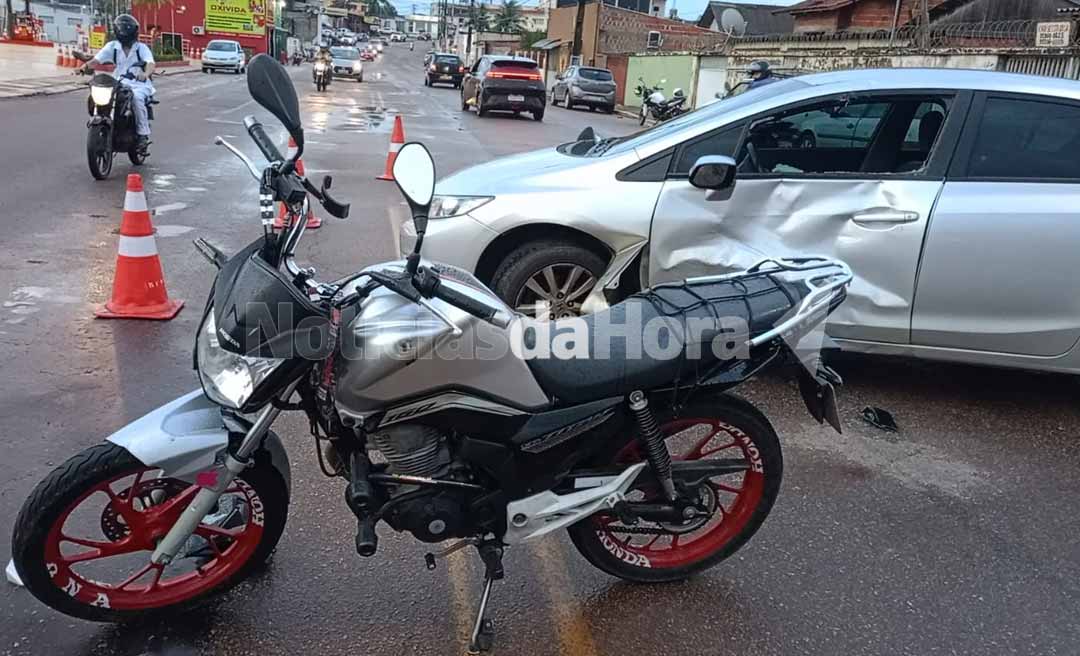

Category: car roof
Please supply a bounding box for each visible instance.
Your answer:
[798,67,1080,102]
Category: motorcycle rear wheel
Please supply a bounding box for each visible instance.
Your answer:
[11,442,288,622]
[87,126,113,180]
[568,393,782,583]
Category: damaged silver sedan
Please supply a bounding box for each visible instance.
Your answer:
[407,68,1080,374]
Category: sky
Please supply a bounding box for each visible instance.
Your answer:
[387,0,801,23]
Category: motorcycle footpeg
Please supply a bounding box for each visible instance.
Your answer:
[355,516,378,557]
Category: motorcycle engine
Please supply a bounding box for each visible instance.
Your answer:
[370,424,469,543]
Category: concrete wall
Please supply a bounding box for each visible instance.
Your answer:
[624,53,696,107]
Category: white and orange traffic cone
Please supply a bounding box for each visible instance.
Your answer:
[56,44,65,67]
[274,137,322,230]
[95,174,184,320]
[376,115,405,181]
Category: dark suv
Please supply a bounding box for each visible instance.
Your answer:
[425,53,465,88]
[461,56,546,121]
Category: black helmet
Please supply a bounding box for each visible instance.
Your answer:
[113,14,139,48]
[747,60,771,78]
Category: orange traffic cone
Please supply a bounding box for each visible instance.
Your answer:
[56,44,65,67]
[274,137,322,230]
[376,115,405,181]
[95,174,184,320]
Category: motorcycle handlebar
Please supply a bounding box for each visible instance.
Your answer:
[429,279,511,329]
[244,117,284,164]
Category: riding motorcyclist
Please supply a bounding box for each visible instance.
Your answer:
[746,60,778,90]
[81,14,155,151]
[313,43,332,82]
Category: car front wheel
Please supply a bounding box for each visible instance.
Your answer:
[491,241,606,319]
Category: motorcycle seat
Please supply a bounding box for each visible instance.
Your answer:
[523,271,812,404]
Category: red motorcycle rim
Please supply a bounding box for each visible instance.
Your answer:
[594,417,766,569]
[41,467,264,611]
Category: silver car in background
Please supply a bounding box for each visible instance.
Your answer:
[403,68,1080,374]
[551,65,617,113]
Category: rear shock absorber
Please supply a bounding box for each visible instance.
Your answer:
[628,391,677,501]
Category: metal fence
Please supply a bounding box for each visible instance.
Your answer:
[732,19,1070,51]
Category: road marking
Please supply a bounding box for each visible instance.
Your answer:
[531,540,600,656]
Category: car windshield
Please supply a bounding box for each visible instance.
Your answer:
[332,47,359,59]
[579,68,612,81]
[207,42,236,52]
[596,78,811,158]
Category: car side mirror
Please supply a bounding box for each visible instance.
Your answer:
[689,155,737,197]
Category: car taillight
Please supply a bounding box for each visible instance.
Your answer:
[429,64,436,71]
[458,66,465,73]
[487,69,542,81]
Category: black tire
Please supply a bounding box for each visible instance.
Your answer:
[87,125,112,180]
[565,95,574,110]
[605,105,615,114]
[424,76,430,87]
[477,101,488,118]
[128,146,146,166]
[461,91,469,111]
[201,67,208,73]
[567,393,782,584]
[490,239,606,316]
[533,109,544,122]
[551,90,560,107]
[639,105,648,126]
[11,442,289,622]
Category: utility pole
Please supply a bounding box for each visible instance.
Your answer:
[920,0,930,49]
[465,0,473,61]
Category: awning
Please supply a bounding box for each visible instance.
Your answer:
[531,38,562,50]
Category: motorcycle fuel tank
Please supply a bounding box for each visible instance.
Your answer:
[333,263,550,418]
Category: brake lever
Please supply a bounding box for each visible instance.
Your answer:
[301,175,350,219]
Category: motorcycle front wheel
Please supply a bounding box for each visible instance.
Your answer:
[87,125,113,180]
[639,105,647,126]
[568,393,782,583]
[11,442,288,622]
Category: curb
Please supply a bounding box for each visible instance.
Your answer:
[0,66,203,101]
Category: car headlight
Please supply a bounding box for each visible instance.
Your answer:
[90,85,114,106]
[429,195,494,219]
[197,310,284,409]
[353,61,362,71]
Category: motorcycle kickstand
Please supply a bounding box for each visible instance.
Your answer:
[466,542,503,654]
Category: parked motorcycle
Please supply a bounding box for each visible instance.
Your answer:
[313,59,330,91]
[291,52,303,66]
[83,71,155,180]
[635,77,687,126]
[11,55,852,653]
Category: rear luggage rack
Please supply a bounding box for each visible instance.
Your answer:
[651,256,853,348]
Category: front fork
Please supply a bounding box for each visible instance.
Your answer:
[150,380,299,565]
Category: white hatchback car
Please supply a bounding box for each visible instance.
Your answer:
[201,40,245,74]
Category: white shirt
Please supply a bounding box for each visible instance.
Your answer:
[93,41,155,81]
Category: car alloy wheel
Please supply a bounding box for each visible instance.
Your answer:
[514,264,596,319]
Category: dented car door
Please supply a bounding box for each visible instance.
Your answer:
[647,91,968,345]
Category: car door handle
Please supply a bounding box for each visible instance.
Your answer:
[851,209,919,224]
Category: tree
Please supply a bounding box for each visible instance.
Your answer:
[492,0,523,34]
[466,3,489,34]
[367,0,398,18]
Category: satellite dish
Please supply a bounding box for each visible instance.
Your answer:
[719,8,747,36]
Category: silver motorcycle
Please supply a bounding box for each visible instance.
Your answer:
[11,55,851,653]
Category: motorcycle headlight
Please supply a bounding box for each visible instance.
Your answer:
[429,195,494,219]
[197,311,284,409]
[315,62,327,72]
[90,85,114,106]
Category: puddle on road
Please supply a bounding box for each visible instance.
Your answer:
[151,174,176,187]
[185,186,208,192]
[333,105,388,132]
[153,202,188,215]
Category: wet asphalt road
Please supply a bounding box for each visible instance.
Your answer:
[1,47,1079,656]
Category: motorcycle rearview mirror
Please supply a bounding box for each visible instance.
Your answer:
[393,143,436,274]
[393,142,436,224]
[246,54,304,150]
